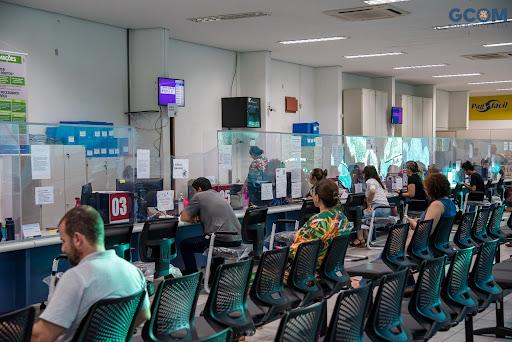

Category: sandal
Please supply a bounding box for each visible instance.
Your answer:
[350,238,366,248]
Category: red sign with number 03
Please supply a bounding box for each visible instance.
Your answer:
[109,192,130,223]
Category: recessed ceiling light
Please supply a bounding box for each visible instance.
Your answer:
[188,11,269,23]
[363,0,410,4]
[496,88,512,91]
[483,42,512,47]
[393,64,447,70]
[467,80,512,85]
[433,18,512,30]
[432,73,481,78]
[278,36,349,45]
[344,52,405,58]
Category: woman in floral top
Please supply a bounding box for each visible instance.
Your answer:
[284,179,350,283]
[239,146,268,206]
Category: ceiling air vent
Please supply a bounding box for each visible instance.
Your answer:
[462,52,512,61]
[323,5,409,21]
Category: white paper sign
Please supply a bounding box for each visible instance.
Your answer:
[354,183,363,193]
[31,145,51,180]
[261,182,274,200]
[291,136,302,152]
[292,182,302,198]
[94,131,100,137]
[173,159,189,179]
[366,138,374,150]
[68,136,74,143]
[137,149,150,179]
[469,144,473,159]
[35,186,54,205]
[250,140,256,146]
[456,160,461,171]
[505,142,509,151]
[291,151,301,169]
[157,190,174,211]
[79,131,86,137]
[291,168,301,183]
[22,223,42,238]
[276,168,287,198]
[393,177,403,190]
[222,145,232,170]
[332,145,343,166]
[315,137,323,147]
[488,145,492,157]
[206,176,216,185]
[101,131,108,137]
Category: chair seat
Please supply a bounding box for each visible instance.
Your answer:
[273,231,296,243]
[500,225,512,238]
[209,244,253,260]
[407,210,424,218]
[492,259,512,289]
[346,259,393,279]
[466,200,491,207]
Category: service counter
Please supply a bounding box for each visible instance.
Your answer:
[0,204,302,312]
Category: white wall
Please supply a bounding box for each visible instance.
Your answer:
[315,66,342,135]
[448,91,469,130]
[342,73,374,90]
[0,2,128,125]
[436,89,450,131]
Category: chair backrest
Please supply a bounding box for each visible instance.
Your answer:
[407,219,434,264]
[487,205,505,238]
[274,301,325,342]
[343,194,365,219]
[250,247,289,309]
[469,239,503,311]
[195,328,233,342]
[452,183,463,208]
[104,222,133,262]
[299,200,320,226]
[497,178,505,200]
[325,284,373,342]
[365,268,412,342]
[318,234,351,298]
[289,240,321,293]
[72,290,145,342]
[429,215,455,258]
[142,272,202,342]
[0,306,35,342]
[471,207,491,244]
[204,258,255,338]
[485,179,493,201]
[467,191,484,202]
[441,247,478,324]
[139,218,179,277]
[454,211,477,249]
[241,207,268,257]
[408,257,450,339]
[381,223,411,271]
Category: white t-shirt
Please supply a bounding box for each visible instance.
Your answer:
[365,178,389,206]
[40,250,149,342]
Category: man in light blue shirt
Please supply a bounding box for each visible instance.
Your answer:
[32,206,150,342]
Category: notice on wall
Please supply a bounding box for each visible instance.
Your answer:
[276,168,287,198]
[157,190,174,211]
[315,137,323,148]
[354,183,363,194]
[250,139,256,147]
[488,145,492,157]
[35,186,54,205]
[22,223,41,238]
[366,138,374,150]
[505,142,509,152]
[261,182,273,201]
[31,145,51,179]
[173,159,189,179]
[469,144,474,159]
[222,145,232,170]
[206,176,216,185]
[291,151,301,169]
[291,168,301,183]
[136,149,150,179]
[393,177,403,190]
[0,51,27,125]
[456,160,461,171]
[291,136,302,152]
[332,145,343,166]
[291,182,301,198]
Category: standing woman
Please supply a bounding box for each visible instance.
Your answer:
[239,146,268,206]
[306,168,328,197]
[400,161,428,212]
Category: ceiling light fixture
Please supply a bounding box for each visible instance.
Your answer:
[432,73,481,78]
[496,88,512,91]
[467,80,512,85]
[393,63,447,70]
[278,36,349,45]
[188,11,269,23]
[344,52,405,58]
[434,18,512,30]
[363,0,410,4]
[483,42,512,47]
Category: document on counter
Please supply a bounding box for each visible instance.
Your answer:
[261,182,274,201]
[35,186,54,205]
[173,159,189,179]
[222,145,232,170]
[22,223,42,238]
[291,182,301,198]
[157,190,174,211]
[354,183,363,194]
[137,149,150,179]
[393,177,402,190]
[31,145,51,179]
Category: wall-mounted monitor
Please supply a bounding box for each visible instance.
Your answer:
[222,97,261,128]
[158,77,185,107]
[391,107,403,124]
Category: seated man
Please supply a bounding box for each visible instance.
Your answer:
[461,161,485,193]
[180,177,242,279]
[32,206,150,342]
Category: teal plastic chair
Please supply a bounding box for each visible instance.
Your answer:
[274,301,325,342]
[318,234,351,298]
[487,205,506,242]
[407,219,434,265]
[453,211,477,249]
[429,215,456,258]
[470,207,492,246]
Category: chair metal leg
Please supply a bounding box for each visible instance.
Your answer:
[473,298,512,338]
[204,233,216,294]
[465,315,474,342]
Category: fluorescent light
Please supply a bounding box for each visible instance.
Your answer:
[393,64,447,70]
[432,73,481,78]
[467,80,512,85]
[434,18,512,30]
[344,52,405,58]
[278,36,349,45]
[363,0,409,4]
[483,42,512,47]
[496,88,512,91]
[188,11,269,22]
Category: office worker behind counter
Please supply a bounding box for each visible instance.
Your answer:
[180,177,242,281]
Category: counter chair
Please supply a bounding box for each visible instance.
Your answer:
[71,290,146,342]
[343,193,369,261]
[104,222,133,262]
[0,306,35,342]
[139,218,179,278]
[462,191,490,213]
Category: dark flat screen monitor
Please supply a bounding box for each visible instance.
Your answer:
[116,178,163,207]
[391,107,403,124]
[158,77,185,107]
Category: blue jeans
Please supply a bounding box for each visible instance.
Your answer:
[363,203,392,221]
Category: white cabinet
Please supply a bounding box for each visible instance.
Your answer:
[343,88,388,136]
[396,95,433,138]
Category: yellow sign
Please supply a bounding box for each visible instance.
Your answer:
[469,95,512,120]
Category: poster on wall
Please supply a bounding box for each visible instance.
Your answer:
[469,95,512,120]
[0,51,27,128]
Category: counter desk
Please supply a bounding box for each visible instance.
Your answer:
[0,203,302,312]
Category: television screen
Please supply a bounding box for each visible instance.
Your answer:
[391,107,403,124]
[158,77,185,107]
